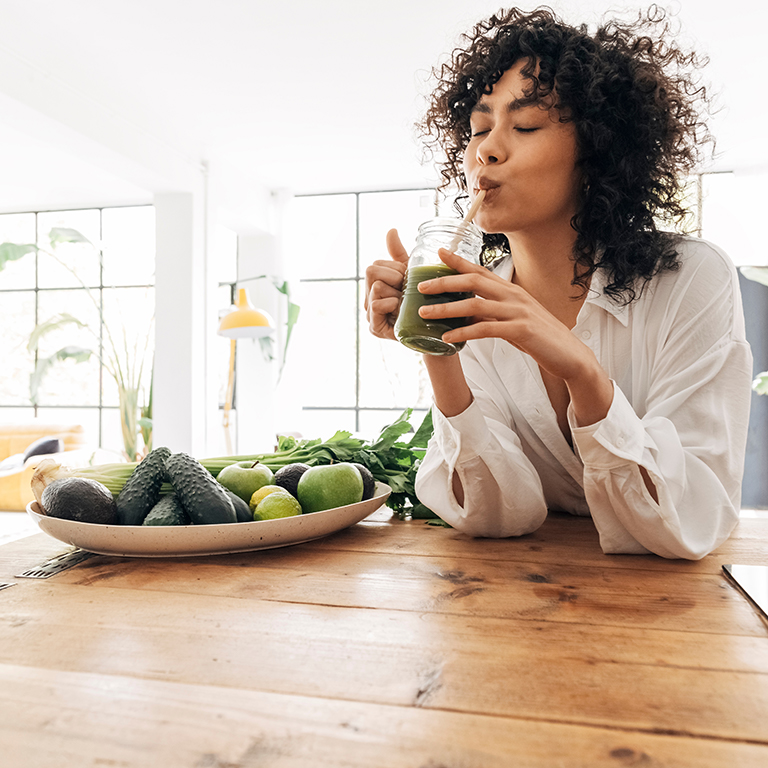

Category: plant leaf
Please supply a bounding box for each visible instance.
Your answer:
[27,313,89,352]
[259,335,275,362]
[29,346,93,404]
[370,409,414,453]
[48,227,94,248]
[0,242,38,271]
[753,372,768,395]
[408,409,434,449]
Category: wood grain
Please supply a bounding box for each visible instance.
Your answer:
[2,512,767,766]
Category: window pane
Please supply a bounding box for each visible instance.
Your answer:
[101,287,155,408]
[37,209,101,288]
[701,171,763,267]
[295,409,357,441]
[0,213,36,289]
[35,289,101,406]
[0,407,37,425]
[358,189,436,271]
[0,291,36,405]
[283,195,357,279]
[102,206,155,286]
[101,405,133,459]
[358,284,433,409]
[278,281,357,409]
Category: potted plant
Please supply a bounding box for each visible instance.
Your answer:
[0,227,153,461]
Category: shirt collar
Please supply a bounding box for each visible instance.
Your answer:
[583,267,630,327]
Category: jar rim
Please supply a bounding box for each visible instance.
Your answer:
[417,217,483,240]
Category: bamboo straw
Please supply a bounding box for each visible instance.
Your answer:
[448,189,486,252]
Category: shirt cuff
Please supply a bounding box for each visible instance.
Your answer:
[569,383,646,469]
[431,399,492,463]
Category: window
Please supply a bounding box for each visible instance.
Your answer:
[278,189,439,441]
[0,205,155,458]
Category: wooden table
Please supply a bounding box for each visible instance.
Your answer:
[1,510,767,767]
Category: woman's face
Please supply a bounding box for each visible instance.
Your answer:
[462,60,582,239]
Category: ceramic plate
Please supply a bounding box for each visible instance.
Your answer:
[25,482,391,557]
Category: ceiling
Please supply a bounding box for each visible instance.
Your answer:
[0,0,763,215]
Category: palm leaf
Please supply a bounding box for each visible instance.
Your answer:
[27,314,89,353]
[0,242,38,271]
[30,346,93,404]
[48,227,94,248]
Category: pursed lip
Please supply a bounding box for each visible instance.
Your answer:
[472,177,501,201]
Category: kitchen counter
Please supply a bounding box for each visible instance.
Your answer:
[1,508,767,766]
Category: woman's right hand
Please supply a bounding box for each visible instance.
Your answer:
[364,228,409,341]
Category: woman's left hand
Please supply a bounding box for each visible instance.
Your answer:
[419,248,594,382]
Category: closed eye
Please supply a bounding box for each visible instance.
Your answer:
[514,127,540,133]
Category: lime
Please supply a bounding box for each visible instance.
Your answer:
[249,484,289,512]
[253,491,302,521]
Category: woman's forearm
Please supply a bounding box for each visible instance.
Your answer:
[423,354,473,417]
[423,354,473,506]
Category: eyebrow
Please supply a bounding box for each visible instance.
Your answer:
[470,96,539,115]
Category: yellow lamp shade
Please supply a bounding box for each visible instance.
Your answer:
[218,288,275,339]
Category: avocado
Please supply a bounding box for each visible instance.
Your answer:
[116,446,171,525]
[142,493,190,526]
[350,462,376,500]
[273,462,311,499]
[165,452,237,525]
[41,477,119,525]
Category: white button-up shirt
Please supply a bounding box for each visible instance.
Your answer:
[415,237,753,559]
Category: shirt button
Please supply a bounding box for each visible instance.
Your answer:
[581,330,592,340]
[617,436,625,447]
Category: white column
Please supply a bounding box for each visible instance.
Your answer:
[153,190,208,454]
[233,232,282,454]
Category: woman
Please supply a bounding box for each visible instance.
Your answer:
[364,7,752,559]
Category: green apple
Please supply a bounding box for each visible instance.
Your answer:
[296,463,364,514]
[217,461,274,504]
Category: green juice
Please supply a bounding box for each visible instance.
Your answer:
[395,265,473,355]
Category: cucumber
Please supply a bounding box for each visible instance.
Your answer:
[223,488,253,523]
[165,452,237,525]
[116,446,171,525]
[142,493,190,526]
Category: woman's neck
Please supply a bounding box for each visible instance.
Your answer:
[506,225,586,328]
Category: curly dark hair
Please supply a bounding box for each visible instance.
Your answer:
[420,5,714,303]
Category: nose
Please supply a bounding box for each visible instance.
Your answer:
[475,129,505,166]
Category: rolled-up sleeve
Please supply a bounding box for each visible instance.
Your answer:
[571,334,752,559]
[416,395,548,538]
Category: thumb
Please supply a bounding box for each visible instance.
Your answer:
[386,229,410,264]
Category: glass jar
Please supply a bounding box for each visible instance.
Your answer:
[394,218,483,355]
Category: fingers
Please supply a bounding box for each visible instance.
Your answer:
[363,231,408,341]
[364,260,406,311]
[386,229,410,264]
[418,251,510,300]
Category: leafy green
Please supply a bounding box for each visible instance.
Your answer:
[203,408,435,516]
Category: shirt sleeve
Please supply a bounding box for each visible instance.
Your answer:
[415,377,549,538]
[569,252,752,559]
